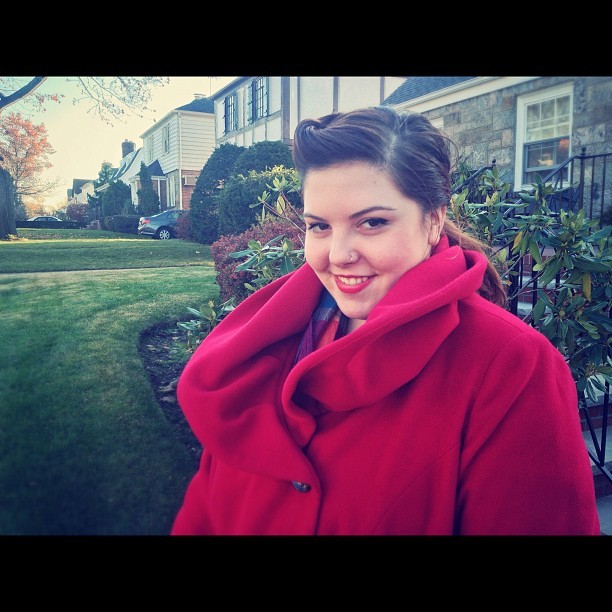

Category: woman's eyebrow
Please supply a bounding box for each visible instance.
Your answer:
[303,205,397,222]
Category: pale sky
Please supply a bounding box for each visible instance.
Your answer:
[7,76,237,211]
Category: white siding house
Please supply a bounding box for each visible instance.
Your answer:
[139,94,216,210]
[66,178,96,208]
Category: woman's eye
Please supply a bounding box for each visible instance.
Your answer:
[306,222,330,232]
[361,218,388,229]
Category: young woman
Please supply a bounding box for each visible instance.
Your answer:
[171,106,600,535]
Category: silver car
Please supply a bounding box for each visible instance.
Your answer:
[137,209,185,240]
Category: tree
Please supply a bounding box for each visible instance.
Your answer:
[99,181,132,217]
[189,143,245,244]
[0,166,15,238]
[0,78,60,116]
[0,77,169,125]
[94,161,116,188]
[0,76,168,240]
[136,161,160,216]
[0,112,59,209]
[66,202,89,223]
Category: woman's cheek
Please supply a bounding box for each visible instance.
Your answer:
[304,240,325,270]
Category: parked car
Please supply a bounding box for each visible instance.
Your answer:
[27,215,62,222]
[137,209,185,240]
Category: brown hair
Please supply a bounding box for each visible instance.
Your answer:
[292,106,507,307]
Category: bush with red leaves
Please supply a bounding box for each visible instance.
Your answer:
[211,220,304,303]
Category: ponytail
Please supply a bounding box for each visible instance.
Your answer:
[443,219,507,308]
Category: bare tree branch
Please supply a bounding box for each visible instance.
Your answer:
[0,77,47,114]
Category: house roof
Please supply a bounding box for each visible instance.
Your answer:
[140,95,215,139]
[146,159,164,177]
[210,78,248,100]
[175,96,214,113]
[71,178,92,195]
[111,147,142,182]
[382,76,476,105]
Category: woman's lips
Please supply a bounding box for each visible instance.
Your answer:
[334,275,375,294]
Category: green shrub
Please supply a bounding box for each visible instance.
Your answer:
[450,173,612,406]
[137,162,160,216]
[231,140,294,176]
[99,181,133,217]
[200,143,245,192]
[189,143,245,244]
[217,167,301,237]
[177,298,236,352]
[103,215,140,234]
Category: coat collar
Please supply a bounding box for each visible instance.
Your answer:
[177,237,488,479]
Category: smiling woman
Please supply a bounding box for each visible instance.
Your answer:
[302,163,445,333]
[171,106,601,536]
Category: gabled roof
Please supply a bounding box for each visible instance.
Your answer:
[147,159,164,177]
[210,78,247,100]
[140,95,214,139]
[111,148,142,182]
[71,178,92,195]
[175,97,214,113]
[382,76,476,105]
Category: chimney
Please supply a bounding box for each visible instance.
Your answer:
[122,139,135,158]
[193,93,205,99]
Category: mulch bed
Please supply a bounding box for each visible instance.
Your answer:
[138,320,202,467]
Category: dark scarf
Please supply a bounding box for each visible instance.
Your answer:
[293,289,349,365]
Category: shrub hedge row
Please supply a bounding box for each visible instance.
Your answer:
[17,220,87,229]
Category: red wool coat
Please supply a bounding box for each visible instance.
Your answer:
[171,237,600,535]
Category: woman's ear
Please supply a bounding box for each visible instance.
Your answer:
[428,206,447,246]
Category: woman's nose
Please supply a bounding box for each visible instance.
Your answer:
[329,237,356,266]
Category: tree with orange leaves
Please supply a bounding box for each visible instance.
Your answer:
[0,112,58,217]
[0,77,169,239]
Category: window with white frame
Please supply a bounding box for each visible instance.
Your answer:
[163,125,170,154]
[224,92,238,134]
[515,84,572,189]
[247,77,267,124]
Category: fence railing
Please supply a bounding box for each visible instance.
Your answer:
[533,147,610,220]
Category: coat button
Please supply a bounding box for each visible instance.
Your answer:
[291,480,311,492]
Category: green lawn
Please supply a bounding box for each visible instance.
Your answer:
[2,228,212,273]
[0,230,218,534]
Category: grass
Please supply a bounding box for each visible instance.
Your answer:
[2,228,212,273]
[0,229,219,535]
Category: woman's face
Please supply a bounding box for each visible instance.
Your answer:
[303,162,446,331]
